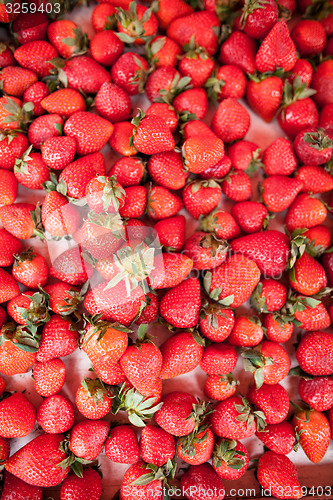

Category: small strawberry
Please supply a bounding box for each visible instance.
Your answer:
[183,180,221,220]
[261,175,303,213]
[28,113,63,150]
[110,121,138,156]
[200,209,240,240]
[212,98,250,143]
[257,451,302,499]
[91,3,116,32]
[120,460,164,500]
[159,277,201,329]
[0,66,38,97]
[182,136,225,174]
[154,215,185,252]
[0,229,22,267]
[40,88,86,118]
[212,438,249,480]
[228,316,264,347]
[183,232,228,270]
[159,330,204,379]
[41,136,76,170]
[289,252,327,296]
[0,169,17,205]
[180,463,225,500]
[140,424,175,466]
[23,81,49,116]
[199,303,234,342]
[204,373,238,401]
[47,20,88,59]
[0,323,36,376]
[33,358,66,397]
[95,82,131,123]
[0,132,29,171]
[231,201,268,234]
[14,147,50,190]
[64,111,114,156]
[0,203,43,240]
[221,170,252,202]
[298,376,333,412]
[173,88,208,120]
[105,425,140,464]
[178,43,214,89]
[227,140,262,172]
[285,194,327,232]
[111,52,149,96]
[50,247,93,286]
[255,21,297,73]
[148,151,187,191]
[0,392,36,438]
[155,391,201,436]
[68,419,110,461]
[146,36,181,68]
[75,377,112,420]
[145,102,178,133]
[149,252,193,289]
[62,55,111,95]
[291,20,326,56]
[116,3,158,45]
[37,395,75,434]
[296,165,333,194]
[205,65,247,102]
[147,185,183,220]
[200,343,237,375]
[294,128,333,165]
[131,111,175,155]
[109,157,145,187]
[240,0,278,39]
[219,31,256,74]
[246,75,283,123]
[262,137,297,175]
[292,406,330,463]
[251,279,287,313]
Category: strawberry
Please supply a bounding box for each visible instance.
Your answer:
[242,341,290,388]
[173,88,208,120]
[296,165,333,193]
[296,331,333,375]
[204,254,261,308]
[14,148,50,190]
[64,111,114,156]
[62,55,111,95]
[182,136,225,174]
[206,65,247,102]
[47,20,87,59]
[69,419,110,461]
[180,463,225,500]
[292,407,330,463]
[247,383,289,424]
[58,153,106,200]
[0,132,29,171]
[256,421,296,455]
[255,21,297,73]
[262,137,297,175]
[0,169,17,205]
[240,0,278,39]
[257,451,302,499]
[212,438,249,480]
[292,296,331,331]
[91,3,116,32]
[111,52,149,96]
[145,103,178,133]
[5,433,69,487]
[7,289,49,327]
[251,279,287,313]
[33,358,66,397]
[204,373,238,401]
[93,361,126,386]
[246,75,283,123]
[227,140,261,172]
[177,426,215,465]
[159,277,201,328]
[291,20,326,56]
[199,304,235,342]
[75,377,112,420]
[288,58,313,88]
[147,185,183,220]
[23,81,49,116]
[219,31,256,74]
[0,44,15,66]
[60,468,103,500]
[120,460,163,500]
[298,377,333,412]
[85,175,126,214]
[154,0,193,30]
[135,291,159,325]
[231,230,290,278]
[110,121,138,156]
[222,170,252,201]
[40,88,86,117]
[154,215,185,251]
[131,111,175,155]
[319,103,333,136]
[155,391,199,436]
[0,323,36,375]
[0,229,22,267]
[261,175,303,213]
[0,66,38,97]
[149,252,193,289]
[146,36,181,68]
[37,395,75,434]
[200,343,237,374]
[110,157,145,187]
[231,202,268,234]
[116,3,158,45]
[50,247,93,286]
[41,136,76,170]
[105,425,140,464]
[178,44,214,89]
[95,82,131,123]
[183,180,221,220]
[228,316,264,347]
[211,395,265,439]
[200,209,240,240]
[294,128,333,165]
[12,248,48,289]
[184,120,218,140]
[159,331,204,378]
[183,232,228,270]
[167,11,220,56]
[0,202,43,240]
[212,98,250,143]
[37,315,78,363]
[28,113,63,150]
[14,40,58,77]
[0,96,24,131]
[42,191,81,238]
[0,392,36,438]
[13,12,48,44]
[148,151,188,191]
[285,194,327,232]
[140,424,175,466]
[290,252,327,296]
[117,186,146,218]
[1,472,42,499]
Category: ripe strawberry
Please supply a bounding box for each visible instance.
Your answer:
[291,20,326,56]
[288,58,313,88]
[7,289,49,327]
[200,209,240,240]
[145,103,178,133]
[290,252,327,296]
[285,194,327,232]
[140,425,175,466]
[132,112,175,155]
[147,185,183,220]
[247,383,289,424]
[59,153,106,200]
[231,202,268,234]
[183,232,228,270]
[296,166,333,194]
[261,175,303,213]
[206,65,247,102]
[159,331,204,379]
[85,175,125,214]
[278,83,318,140]
[13,12,48,44]
[167,11,220,56]
[180,463,225,500]
[120,460,163,500]
[199,303,234,342]
[252,279,287,313]
[148,252,193,290]
[0,44,15,66]
[219,31,256,74]
[257,451,302,499]
[292,407,330,463]
[50,247,93,286]
[160,277,201,328]
[154,215,185,251]
[37,315,78,363]
[75,377,112,420]
[296,331,333,375]
[33,358,66,397]
[0,323,36,376]
[212,98,250,143]
[68,419,110,462]
[155,0,193,29]
[256,421,296,455]
[64,111,114,156]
[246,75,283,123]
[116,4,158,45]
[231,230,290,278]
[298,377,333,412]
[240,0,278,39]
[91,3,116,32]
[263,137,297,175]
[0,392,36,438]
[1,472,42,500]
[0,132,29,171]
[178,45,214,89]
[109,121,138,156]
[183,119,218,140]
[204,254,261,308]
[183,180,221,220]
[5,433,69,487]
[222,170,252,201]
[0,202,43,240]
[14,149,50,190]
[211,395,265,439]
[200,343,237,375]
[23,81,49,116]
[42,191,81,238]
[60,468,103,500]
[109,157,144,187]
[63,55,111,95]
[255,21,297,73]
[12,248,48,289]
[93,31,122,69]
[155,391,198,436]
[41,88,86,117]
[148,151,187,191]
[0,66,38,97]
[173,88,208,120]
[28,113,63,150]
[14,41,58,77]
[47,20,87,59]
[183,136,225,174]
[294,128,333,165]
[0,96,24,131]
[37,395,75,434]
[41,136,76,170]
[212,438,249,480]
[111,52,149,96]
[319,103,333,136]
[95,82,131,123]
[105,425,140,464]
[242,341,290,388]
[0,169,17,205]
[228,316,264,347]
[293,296,331,331]
[147,36,181,68]
[0,229,22,267]
[204,373,238,401]
[94,361,126,386]
[227,140,261,172]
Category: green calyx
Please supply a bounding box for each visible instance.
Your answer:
[57,439,96,478]
[156,73,192,105]
[304,128,333,151]
[95,175,127,213]
[203,271,234,307]
[240,0,270,28]
[213,438,246,470]
[1,97,34,131]
[14,289,50,337]
[115,2,153,44]
[111,383,163,427]
[0,321,41,353]
[131,459,177,490]
[80,377,112,407]
[234,397,266,431]
[241,348,274,389]
[61,26,88,56]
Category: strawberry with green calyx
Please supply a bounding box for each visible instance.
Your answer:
[0,322,37,376]
[241,345,279,389]
[47,20,88,59]
[57,437,98,479]
[177,424,215,465]
[184,232,228,271]
[7,289,50,337]
[0,318,42,354]
[280,288,332,330]
[199,301,235,343]
[45,281,88,317]
[295,128,333,165]
[12,247,49,289]
[75,377,112,420]
[239,0,278,39]
[0,202,45,240]
[250,279,287,314]
[246,72,284,123]
[85,176,126,214]
[262,312,294,343]
[212,438,249,480]
[121,459,177,500]
[227,316,265,347]
[0,97,34,132]
[146,67,192,104]
[178,38,215,89]
[116,2,158,44]
[111,383,163,427]
[14,145,50,191]
[130,109,175,155]
[159,329,205,379]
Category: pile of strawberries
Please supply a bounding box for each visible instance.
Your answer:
[0,0,333,498]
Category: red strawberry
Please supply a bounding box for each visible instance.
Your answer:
[120,460,163,500]
[298,377,333,412]
[91,3,116,32]
[296,165,333,193]
[219,31,256,74]
[177,427,215,465]
[204,373,238,401]
[178,45,214,89]
[183,136,225,174]
[296,331,333,375]
[148,151,188,190]
[50,247,93,286]
[42,191,81,238]
[111,52,149,96]
[155,0,193,30]
[0,392,36,438]
[257,451,302,499]
[95,82,131,123]
[261,175,303,212]
[222,170,252,202]
[60,468,103,500]
[0,44,15,66]
[0,323,36,376]
[147,185,183,220]
[231,201,268,234]
[5,433,69,487]
[0,229,22,267]
[154,215,185,251]
[63,55,111,95]
[160,277,201,328]
[140,424,175,466]
[0,203,42,240]
[37,315,78,363]
[255,21,297,73]
[183,180,221,220]
[212,98,250,143]
[0,169,17,205]
[199,304,235,342]
[69,419,110,460]
[256,421,296,455]
[148,252,193,290]
[155,391,199,436]
[0,66,38,97]
[14,40,57,77]
[227,140,261,172]
[0,133,29,171]
[290,252,327,296]
[14,149,50,190]
[285,194,327,232]
[159,331,204,378]
[105,425,139,464]
[200,209,240,240]
[294,128,333,165]
[64,111,114,156]
[12,248,48,289]
[147,36,181,68]
[13,12,48,44]
[180,463,225,500]
[145,102,178,133]
[246,75,283,123]
[240,0,278,39]
[28,113,63,150]
[75,377,112,420]
[116,4,158,45]
[47,19,85,57]
[292,407,330,463]
[288,58,313,88]
[200,343,237,375]
[247,383,289,424]
[109,157,144,187]
[59,153,106,199]
[183,232,228,270]
[23,81,49,116]
[91,29,124,66]
[173,88,208,120]
[212,438,249,480]
[41,88,86,117]
[37,395,75,434]
[1,472,42,500]
[291,20,326,57]
[228,316,264,347]
[33,358,66,397]
[132,112,175,155]
[262,137,297,175]
[293,296,331,331]
[41,136,76,170]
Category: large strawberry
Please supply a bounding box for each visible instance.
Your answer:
[104,425,140,464]
[159,277,201,328]
[60,468,103,500]
[180,463,225,500]
[255,21,297,73]
[159,330,204,378]
[0,392,36,438]
[257,451,303,499]
[292,407,330,463]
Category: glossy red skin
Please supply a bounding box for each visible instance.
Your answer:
[211,396,257,440]
[247,383,289,424]
[256,422,296,454]
[296,331,333,376]
[180,463,225,500]
[291,20,326,56]
[278,98,319,139]
[311,60,333,109]
[298,377,333,411]
[219,31,256,74]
